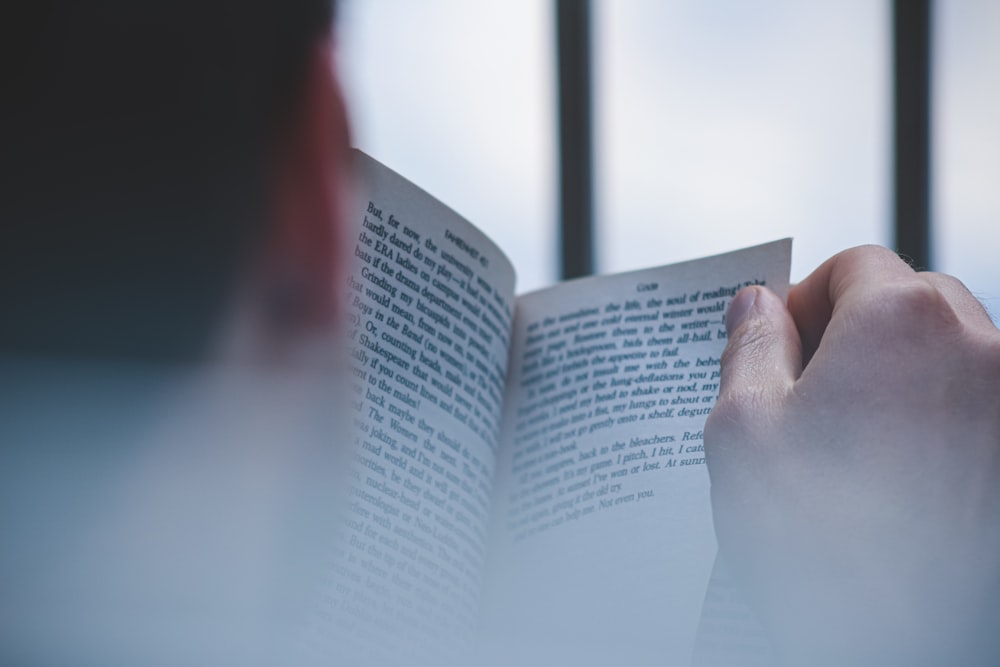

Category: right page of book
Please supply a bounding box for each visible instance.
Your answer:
[481,240,791,666]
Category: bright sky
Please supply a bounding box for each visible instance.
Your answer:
[338,0,999,320]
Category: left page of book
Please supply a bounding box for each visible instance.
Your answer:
[301,152,517,664]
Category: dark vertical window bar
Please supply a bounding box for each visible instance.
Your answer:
[893,0,932,269]
[557,0,594,279]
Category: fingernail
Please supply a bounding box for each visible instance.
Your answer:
[725,287,757,337]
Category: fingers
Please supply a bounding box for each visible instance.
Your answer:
[718,285,803,403]
[716,245,993,410]
[788,246,997,365]
[919,272,996,329]
[787,246,915,363]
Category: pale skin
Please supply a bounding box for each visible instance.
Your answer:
[705,246,1000,666]
[0,39,356,665]
[244,38,353,353]
[269,42,1000,665]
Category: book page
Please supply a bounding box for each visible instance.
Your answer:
[481,240,791,666]
[308,152,516,664]
[691,557,775,667]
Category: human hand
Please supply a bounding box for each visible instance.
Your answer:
[705,246,1000,666]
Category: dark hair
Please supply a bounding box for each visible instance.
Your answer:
[0,0,334,360]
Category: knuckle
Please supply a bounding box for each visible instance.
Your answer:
[838,244,909,272]
[705,388,781,481]
[972,334,1000,377]
[859,280,960,336]
[923,271,968,293]
[703,402,736,473]
[922,272,995,324]
[704,399,734,443]
[706,389,760,446]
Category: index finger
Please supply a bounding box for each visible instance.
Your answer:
[787,246,918,363]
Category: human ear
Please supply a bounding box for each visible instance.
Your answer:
[262,38,353,337]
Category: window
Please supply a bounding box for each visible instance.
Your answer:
[341,0,999,320]
[935,0,1000,321]
[338,0,557,293]
[595,0,889,282]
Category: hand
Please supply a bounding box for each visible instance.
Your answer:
[705,246,1000,666]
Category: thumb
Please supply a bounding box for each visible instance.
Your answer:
[719,286,803,401]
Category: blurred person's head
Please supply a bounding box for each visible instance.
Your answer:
[0,3,353,664]
[0,0,350,361]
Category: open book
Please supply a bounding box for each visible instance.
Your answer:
[307,152,791,665]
